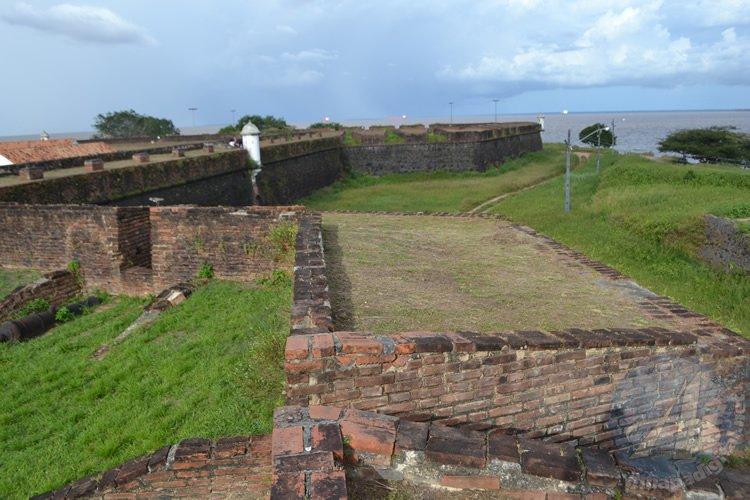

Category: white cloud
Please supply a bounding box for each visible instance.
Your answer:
[2,2,155,45]
[438,1,750,89]
[281,48,338,63]
[275,24,297,35]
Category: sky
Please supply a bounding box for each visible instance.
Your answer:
[1,0,749,135]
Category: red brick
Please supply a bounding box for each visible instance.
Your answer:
[285,336,309,361]
[309,405,342,421]
[340,420,395,457]
[310,470,347,500]
[311,334,335,357]
[440,475,501,490]
[272,426,304,457]
[311,423,344,462]
[271,472,305,499]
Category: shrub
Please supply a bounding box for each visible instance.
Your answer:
[12,298,50,319]
[343,131,361,146]
[55,306,74,323]
[196,262,214,280]
[579,123,616,148]
[384,130,405,144]
[426,131,447,143]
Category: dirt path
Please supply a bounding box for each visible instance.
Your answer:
[468,177,555,214]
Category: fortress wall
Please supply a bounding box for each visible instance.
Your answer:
[0,150,253,206]
[149,205,304,290]
[257,148,347,205]
[0,204,125,291]
[0,204,305,295]
[284,330,749,457]
[343,128,543,175]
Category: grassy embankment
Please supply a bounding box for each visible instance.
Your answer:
[488,152,750,335]
[0,268,41,298]
[0,277,291,498]
[303,144,570,213]
[305,146,750,336]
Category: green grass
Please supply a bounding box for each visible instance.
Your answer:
[0,278,291,498]
[302,144,571,213]
[0,268,41,299]
[488,151,750,336]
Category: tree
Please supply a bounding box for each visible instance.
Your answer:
[219,115,292,134]
[93,110,179,139]
[658,126,750,163]
[309,122,343,130]
[579,123,615,148]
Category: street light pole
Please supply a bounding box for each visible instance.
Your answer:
[564,129,572,213]
[493,99,499,123]
[596,129,602,174]
[188,107,198,128]
[449,102,454,125]
[231,109,236,124]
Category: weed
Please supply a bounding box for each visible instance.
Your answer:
[196,262,214,280]
[268,222,298,261]
[12,298,50,319]
[55,306,74,323]
[384,130,405,144]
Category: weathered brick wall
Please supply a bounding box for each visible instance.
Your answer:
[700,214,750,273]
[0,150,252,206]
[257,147,347,205]
[0,270,81,321]
[116,207,151,269]
[0,204,123,290]
[290,214,333,335]
[285,329,749,457]
[343,128,543,175]
[149,206,304,290]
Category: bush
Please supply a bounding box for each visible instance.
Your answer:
[384,130,405,144]
[196,262,214,280]
[219,115,292,134]
[55,306,74,323]
[658,126,750,162]
[12,298,50,319]
[426,131,447,143]
[309,122,343,130]
[343,131,361,146]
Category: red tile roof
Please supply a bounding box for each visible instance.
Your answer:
[0,139,115,164]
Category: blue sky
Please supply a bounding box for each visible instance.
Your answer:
[1,0,749,135]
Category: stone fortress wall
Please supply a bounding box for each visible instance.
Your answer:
[0,123,544,207]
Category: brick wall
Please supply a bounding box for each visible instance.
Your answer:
[0,270,81,322]
[284,329,749,457]
[149,206,304,290]
[0,203,305,295]
[0,150,252,206]
[0,204,123,290]
[343,128,543,175]
[257,148,347,205]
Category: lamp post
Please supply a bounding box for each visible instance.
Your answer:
[493,99,499,123]
[188,107,198,128]
[449,102,454,125]
[231,109,236,124]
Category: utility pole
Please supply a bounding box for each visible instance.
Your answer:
[449,102,454,125]
[564,129,571,213]
[596,129,602,174]
[231,109,237,124]
[188,107,198,128]
[493,99,499,123]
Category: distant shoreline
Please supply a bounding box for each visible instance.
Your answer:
[2,108,748,142]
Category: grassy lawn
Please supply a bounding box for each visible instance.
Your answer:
[324,213,670,334]
[488,152,750,336]
[303,144,572,213]
[0,278,290,499]
[0,268,42,299]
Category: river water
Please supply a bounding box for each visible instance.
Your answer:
[3,110,748,155]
